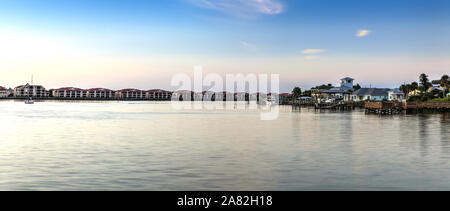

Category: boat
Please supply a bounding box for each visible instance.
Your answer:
[25,97,34,104]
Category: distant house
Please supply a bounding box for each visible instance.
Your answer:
[53,87,87,98]
[279,93,293,104]
[87,88,116,99]
[116,89,145,99]
[428,83,444,93]
[312,77,355,101]
[0,86,9,98]
[201,91,216,101]
[234,92,249,101]
[172,90,194,101]
[215,92,234,101]
[14,83,49,98]
[388,88,404,102]
[432,79,450,89]
[146,89,172,100]
[351,88,391,101]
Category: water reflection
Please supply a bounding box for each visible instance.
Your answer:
[0,102,449,190]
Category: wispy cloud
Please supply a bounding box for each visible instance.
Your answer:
[356,30,371,37]
[302,49,327,60]
[240,41,259,51]
[185,0,284,17]
[302,49,327,54]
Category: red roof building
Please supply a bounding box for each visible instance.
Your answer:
[14,83,49,98]
[117,88,146,99]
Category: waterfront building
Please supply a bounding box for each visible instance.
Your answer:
[388,88,404,102]
[351,88,391,101]
[432,79,450,89]
[312,77,355,102]
[0,86,9,98]
[14,83,49,98]
[279,93,293,104]
[146,89,172,100]
[215,91,234,101]
[53,87,87,98]
[234,92,249,101]
[202,91,216,101]
[193,92,204,101]
[250,92,267,102]
[116,89,145,99]
[172,90,194,101]
[86,88,116,99]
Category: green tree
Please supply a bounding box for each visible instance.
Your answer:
[400,84,412,99]
[302,90,312,97]
[441,75,449,98]
[292,87,302,99]
[419,73,431,91]
[411,82,419,95]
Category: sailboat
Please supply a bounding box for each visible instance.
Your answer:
[25,75,35,104]
[25,97,34,104]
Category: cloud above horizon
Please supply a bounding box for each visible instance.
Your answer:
[240,41,259,51]
[185,0,284,17]
[356,30,371,37]
[302,49,327,54]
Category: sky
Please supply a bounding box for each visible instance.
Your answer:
[0,0,449,92]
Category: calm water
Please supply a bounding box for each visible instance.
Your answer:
[0,101,449,191]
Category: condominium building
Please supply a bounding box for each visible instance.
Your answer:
[53,87,87,98]
[14,83,49,98]
[0,86,9,98]
[172,90,194,101]
[146,89,172,100]
[116,89,146,99]
[86,88,116,99]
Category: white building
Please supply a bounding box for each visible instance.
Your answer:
[313,77,355,101]
[14,83,49,98]
[351,88,404,102]
[388,88,404,102]
[0,86,10,98]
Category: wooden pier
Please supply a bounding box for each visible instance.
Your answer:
[365,102,403,114]
[292,101,364,111]
[365,101,450,114]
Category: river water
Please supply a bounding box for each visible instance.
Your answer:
[0,101,449,190]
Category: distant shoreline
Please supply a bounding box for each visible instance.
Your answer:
[0,97,171,102]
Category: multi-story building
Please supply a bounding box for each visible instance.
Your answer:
[146,89,172,100]
[234,92,249,101]
[14,83,49,98]
[116,89,146,99]
[53,87,87,98]
[0,86,9,98]
[172,90,194,101]
[86,88,116,99]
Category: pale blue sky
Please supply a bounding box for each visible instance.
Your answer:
[0,0,449,91]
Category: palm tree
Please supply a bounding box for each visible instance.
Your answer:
[292,87,302,100]
[441,75,449,98]
[400,84,411,99]
[419,73,431,91]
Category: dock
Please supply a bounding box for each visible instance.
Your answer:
[365,101,450,114]
[292,100,364,111]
